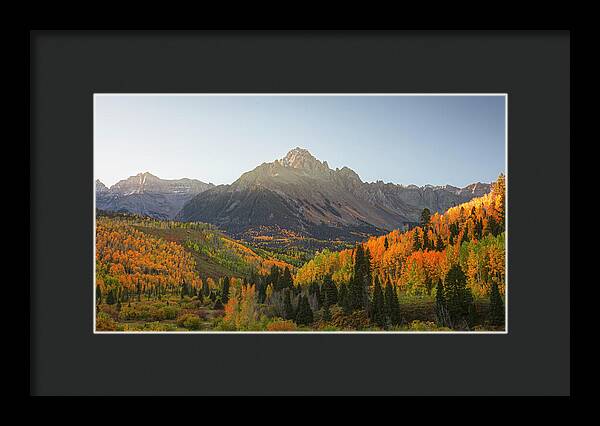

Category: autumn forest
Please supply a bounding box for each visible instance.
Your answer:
[95,174,506,332]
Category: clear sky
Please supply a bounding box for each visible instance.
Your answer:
[94,94,505,188]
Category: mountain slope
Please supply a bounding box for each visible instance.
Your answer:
[295,174,506,301]
[96,172,214,219]
[177,148,491,242]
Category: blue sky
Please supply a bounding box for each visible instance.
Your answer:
[94,95,505,188]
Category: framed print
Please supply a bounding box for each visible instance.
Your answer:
[30,30,570,396]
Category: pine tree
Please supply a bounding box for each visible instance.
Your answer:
[370,276,386,328]
[383,282,393,322]
[305,296,314,324]
[413,228,422,251]
[221,276,230,304]
[488,281,505,327]
[361,248,372,309]
[322,275,338,306]
[384,236,389,250]
[444,264,474,329]
[309,282,322,310]
[257,280,267,303]
[389,284,401,325]
[338,284,351,314]
[295,295,313,326]
[106,288,116,305]
[281,267,293,290]
[420,208,431,228]
[269,265,281,290]
[96,285,102,305]
[283,288,294,320]
[435,279,450,327]
[349,245,365,311]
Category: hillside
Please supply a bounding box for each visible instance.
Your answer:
[96,212,293,282]
[295,174,506,299]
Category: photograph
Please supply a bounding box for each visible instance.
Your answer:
[94,94,507,333]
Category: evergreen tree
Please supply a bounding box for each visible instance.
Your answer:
[435,279,450,327]
[106,288,116,305]
[309,282,322,310]
[370,276,386,328]
[338,284,351,314]
[389,284,401,325]
[449,222,459,244]
[269,265,281,290]
[257,280,267,303]
[412,228,422,251]
[96,285,102,305]
[362,248,372,309]
[281,267,293,290]
[348,245,371,311]
[488,281,505,327]
[348,245,364,310]
[221,276,230,304]
[420,208,431,228]
[322,275,338,306]
[295,295,313,326]
[283,288,294,320]
[384,236,389,251]
[444,265,475,329]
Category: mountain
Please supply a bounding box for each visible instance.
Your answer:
[177,148,491,241]
[96,172,214,219]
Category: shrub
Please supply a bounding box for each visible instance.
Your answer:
[212,317,237,331]
[177,313,202,330]
[266,319,298,331]
[96,312,117,331]
[159,305,179,320]
[331,309,371,330]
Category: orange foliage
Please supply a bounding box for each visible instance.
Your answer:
[96,218,202,294]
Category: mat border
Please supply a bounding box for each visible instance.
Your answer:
[31,30,570,396]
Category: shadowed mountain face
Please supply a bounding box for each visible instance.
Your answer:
[96,172,214,220]
[177,148,491,241]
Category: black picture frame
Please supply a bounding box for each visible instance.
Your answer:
[30,30,571,396]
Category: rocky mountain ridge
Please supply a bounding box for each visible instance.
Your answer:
[176,148,492,241]
[96,172,214,220]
